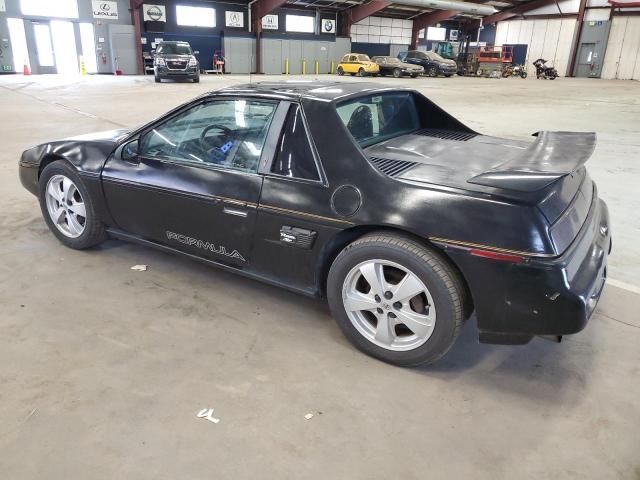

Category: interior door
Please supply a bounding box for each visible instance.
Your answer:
[31,22,56,74]
[102,98,285,268]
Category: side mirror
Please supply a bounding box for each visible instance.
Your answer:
[122,139,139,161]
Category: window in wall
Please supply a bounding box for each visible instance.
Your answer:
[7,18,30,72]
[139,100,276,173]
[426,27,446,41]
[21,0,79,18]
[79,23,98,74]
[176,5,216,27]
[271,105,320,181]
[51,20,79,75]
[285,14,314,33]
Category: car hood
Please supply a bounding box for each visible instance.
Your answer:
[439,59,457,66]
[67,128,131,143]
[157,54,192,61]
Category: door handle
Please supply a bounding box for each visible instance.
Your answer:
[223,207,248,218]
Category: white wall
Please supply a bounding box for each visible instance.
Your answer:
[351,16,412,45]
[495,19,577,76]
[601,17,640,80]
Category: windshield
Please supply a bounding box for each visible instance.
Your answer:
[356,54,371,62]
[157,43,192,55]
[336,92,420,148]
[430,52,446,62]
[381,57,401,64]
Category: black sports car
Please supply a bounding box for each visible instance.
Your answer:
[19,82,611,366]
[371,56,424,78]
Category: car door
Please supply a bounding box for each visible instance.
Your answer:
[101,97,284,268]
[251,102,341,293]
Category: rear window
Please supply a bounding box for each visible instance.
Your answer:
[336,92,420,147]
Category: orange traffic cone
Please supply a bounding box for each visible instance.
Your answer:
[23,62,30,75]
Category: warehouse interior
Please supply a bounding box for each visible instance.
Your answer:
[1,0,639,479]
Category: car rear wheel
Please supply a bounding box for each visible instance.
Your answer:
[337,66,344,76]
[393,68,402,78]
[357,67,366,77]
[411,73,419,78]
[39,160,106,250]
[327,233,469,366]
[428,66,438,77]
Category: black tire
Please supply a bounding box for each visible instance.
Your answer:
[392,68,402,78]
[549,75,556,80]
[357,68,366,77]
[444,74,453,78]
[38,160,107,250]
[337,66,344,76]
[154,76,161,83]
[327,233,470,367]
[428,66,438,77]
[411,73,419,78]
[193,75,200,83]
[520,71,528,79]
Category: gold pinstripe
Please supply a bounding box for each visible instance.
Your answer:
[429,236,555,258]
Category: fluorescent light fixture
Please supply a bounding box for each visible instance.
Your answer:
[426,27,446,41]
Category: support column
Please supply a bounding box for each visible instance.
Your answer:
[130,0,145,75]
[567,0,588,77]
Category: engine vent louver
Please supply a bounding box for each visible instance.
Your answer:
[415,129,477,142]
[369,157,418,177]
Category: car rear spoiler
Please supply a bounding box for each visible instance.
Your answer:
[468,131,596,192]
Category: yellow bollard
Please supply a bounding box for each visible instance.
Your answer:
[79,55,86,75]
[302,59,306,75]
[285,58,289,75]
[330,61,334,74]
[315,60,319,75]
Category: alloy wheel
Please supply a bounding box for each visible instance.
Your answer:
[342,259,437,351]
[45,174,86,238]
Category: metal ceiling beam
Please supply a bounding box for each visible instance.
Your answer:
[410,9,459,48]
[482,0,558,24]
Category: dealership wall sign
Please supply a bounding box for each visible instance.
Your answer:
[321,19,335,34]
[92,1,118,20]
[225,11,244,28]
[143,4,166,22]
[262,15,278,30]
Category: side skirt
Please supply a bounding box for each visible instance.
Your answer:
[106,228,320,298]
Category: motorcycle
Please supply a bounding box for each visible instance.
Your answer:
[533,58,558,80]
[502,64,528,78]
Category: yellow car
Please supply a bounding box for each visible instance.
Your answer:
[337,54,380,77]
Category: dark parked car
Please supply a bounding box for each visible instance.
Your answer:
[153,41,199,83]
[371,56,424,78]
[19,82,610,366]
[399,50,457,77]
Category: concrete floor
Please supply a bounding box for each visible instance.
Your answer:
[1,74,639,479]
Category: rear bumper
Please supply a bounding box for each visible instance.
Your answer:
[445,196,611,344]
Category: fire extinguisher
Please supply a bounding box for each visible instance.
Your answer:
[101,53,107,65]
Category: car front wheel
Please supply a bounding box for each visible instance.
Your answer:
[337,66,344,75]
[327,233,469,366]
[38,160,106,250]
[428,66,438,77]
[393,68,402,78]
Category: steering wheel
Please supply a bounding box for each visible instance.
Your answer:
[200,124,233,150]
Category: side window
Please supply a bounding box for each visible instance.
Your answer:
[341,55,349,62]
[139,99,276,173]
[349,55,357,62]
[270,105,320,181]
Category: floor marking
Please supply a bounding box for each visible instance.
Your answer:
[607,278,640,295]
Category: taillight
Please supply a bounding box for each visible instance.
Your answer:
[468,249,525,264]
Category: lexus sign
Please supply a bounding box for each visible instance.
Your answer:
[92,0,118,20]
